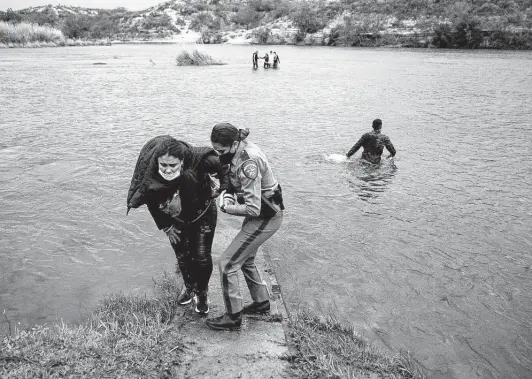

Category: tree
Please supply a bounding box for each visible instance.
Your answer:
[62,14,92,39]
[232,6,260,30]
[290,2,327,34]
[90,15,118,39]
[1,8,22,23]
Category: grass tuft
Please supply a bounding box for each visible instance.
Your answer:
[283,310,426,379]
[175,49,226,66]
[0,272,184,379]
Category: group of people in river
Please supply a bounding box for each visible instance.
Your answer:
[127,119,395,331]
[252,50,280,69]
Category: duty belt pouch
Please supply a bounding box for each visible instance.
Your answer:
[260,184,285,218]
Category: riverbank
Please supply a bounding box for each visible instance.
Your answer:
[1,224,425,378]
[2,7,531,50]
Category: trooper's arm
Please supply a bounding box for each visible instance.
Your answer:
[222,160,262,217]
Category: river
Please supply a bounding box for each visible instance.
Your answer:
[1,44,531,379]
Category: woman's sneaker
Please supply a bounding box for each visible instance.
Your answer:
[177,287,192,305]
[195,293,209,314]
[242,300,270,315]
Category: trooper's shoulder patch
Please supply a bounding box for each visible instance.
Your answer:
[241,160,258,180]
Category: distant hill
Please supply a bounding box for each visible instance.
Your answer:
[1,0,531,48]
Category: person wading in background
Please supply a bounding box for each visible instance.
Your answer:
[346,118,396,164]
[252,50,259,69]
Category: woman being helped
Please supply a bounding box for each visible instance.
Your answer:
[127,135,228,315]
[206,123,284,331]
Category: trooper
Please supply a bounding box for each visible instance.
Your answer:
[346,118,396,164]
[206,123,284,331]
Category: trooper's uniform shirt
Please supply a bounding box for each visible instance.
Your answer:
[223,140,279,217]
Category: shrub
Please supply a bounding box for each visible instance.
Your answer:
[231,6,260,30]
[62,14,93,39]
[175,49,225,66]
[141,12,176,31]
[190,12,217,31]
[290,1,328,34]
[252,27,271,43]
[0,21,64,44]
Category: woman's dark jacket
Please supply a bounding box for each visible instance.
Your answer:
[127,135,229,230]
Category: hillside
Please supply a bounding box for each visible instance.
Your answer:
[1,0,531,48]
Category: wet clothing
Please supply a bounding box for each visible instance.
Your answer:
[127,135,229,295]
[263,54,270,68]
[171,202,216,296]
[272,54,280,68]
[347,130,396,164]
[127,136,229,223]
[252,52,259,69]
[218,139,284,314]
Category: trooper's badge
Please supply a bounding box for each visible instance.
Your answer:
[242,160,258,180]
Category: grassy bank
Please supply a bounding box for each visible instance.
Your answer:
[1,273,184,378]
[2,273,424,378]
[284,311,426,379]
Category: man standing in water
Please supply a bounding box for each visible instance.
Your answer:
[346,119,396,164]
[252,51,259,69]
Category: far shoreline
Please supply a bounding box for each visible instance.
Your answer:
[2,38,531,51]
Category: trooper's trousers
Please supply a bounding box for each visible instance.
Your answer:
[219,211,283,314]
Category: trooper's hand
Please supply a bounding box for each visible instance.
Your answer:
[223,193,236,208]
[164,225,181,244]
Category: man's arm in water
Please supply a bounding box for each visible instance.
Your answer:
[384,136,396,158]
[346,134,367,158]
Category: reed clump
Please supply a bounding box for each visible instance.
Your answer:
[0,273,184,378]
[175,49,225,66]
[0,21,65,45]
[283,310,426,379]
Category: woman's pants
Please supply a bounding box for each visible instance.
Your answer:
[218,211,283,314]
[171,203,216,296]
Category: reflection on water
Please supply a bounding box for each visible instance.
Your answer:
[345,158,397,202]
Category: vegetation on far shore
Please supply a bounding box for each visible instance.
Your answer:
[1,272,425,378]
[176,49,225,66]
[1,0,531,49]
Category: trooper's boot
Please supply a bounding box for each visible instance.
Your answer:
[194,292,209,315]
[177,286,193,305]
[242,300,270,315]
[205,312,242,331]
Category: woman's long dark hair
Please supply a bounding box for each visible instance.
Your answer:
[210,123,250,147]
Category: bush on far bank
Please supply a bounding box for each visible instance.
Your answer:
[0,21,64,44]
